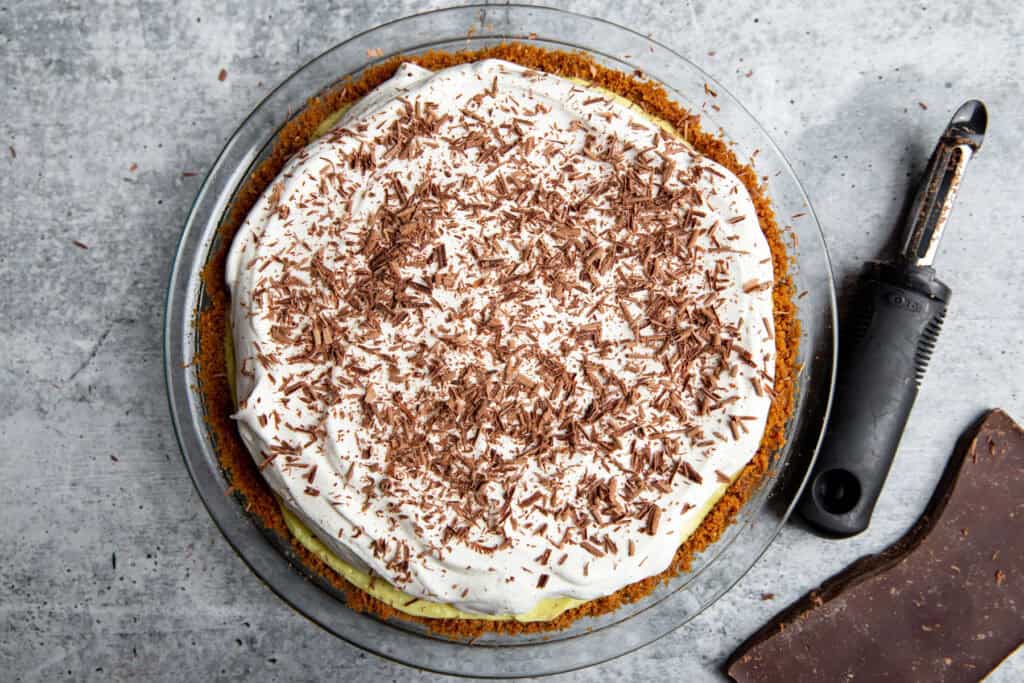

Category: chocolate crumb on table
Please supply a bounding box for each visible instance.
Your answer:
[727,409,1024,683]
[196,42,800,639]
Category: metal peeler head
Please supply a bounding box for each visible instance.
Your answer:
[899,100,987,268]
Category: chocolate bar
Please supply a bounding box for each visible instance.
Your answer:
[728,409,1023,682]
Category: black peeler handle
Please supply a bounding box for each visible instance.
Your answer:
[799,263,950,537]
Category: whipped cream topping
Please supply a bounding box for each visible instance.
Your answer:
[226,59,775,616]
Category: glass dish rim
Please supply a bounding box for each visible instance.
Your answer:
[164,3,837,677]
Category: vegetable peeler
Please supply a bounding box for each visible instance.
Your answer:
[799,100,987,537]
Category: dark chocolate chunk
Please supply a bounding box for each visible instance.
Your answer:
[727,409,1024,683]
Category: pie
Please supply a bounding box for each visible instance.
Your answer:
[197,43,798,638]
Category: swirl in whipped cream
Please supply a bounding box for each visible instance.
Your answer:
[226,59,775,616]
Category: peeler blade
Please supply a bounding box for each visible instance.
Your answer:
[899,100,987,268]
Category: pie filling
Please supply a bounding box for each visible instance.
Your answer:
[226,59,775,619]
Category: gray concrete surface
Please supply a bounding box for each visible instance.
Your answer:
[2,1,1022,681]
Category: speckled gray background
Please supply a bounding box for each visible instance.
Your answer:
[2,1,1022,681]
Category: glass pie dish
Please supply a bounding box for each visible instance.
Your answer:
[164,4,836,677]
